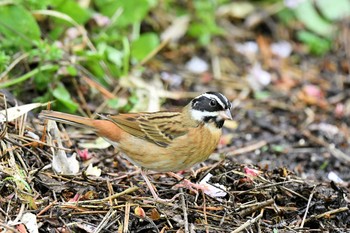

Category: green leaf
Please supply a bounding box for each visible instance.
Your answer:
[271,145,285,153]
[66,65,78,76]
[0,51,10,73]
[29,40,63,61]
[107,98,119,109]
[131,33,159,61]
[317,0,350,21]
[297,31,331,55]
[294,0,334,37]
[254,91,270,100]
[0,64,58,89]
[0,4,41,49]
[95,0,153,26]
[106,46,124,67]
[319,161,329,170]
[34,69,55,91]
[52,0,91,25]
[52,84,78,112]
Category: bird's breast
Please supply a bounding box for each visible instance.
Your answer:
[116,124,222,172]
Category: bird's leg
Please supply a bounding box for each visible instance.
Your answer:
[140,169,160,200]
[140,169,181,202]
[167,172,209,194]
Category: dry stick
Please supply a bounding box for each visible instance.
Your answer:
[305,206,349,223]
[82,76,115,100]
[106,179,115,207]
[58,216,72,233]
[180,189,189,233]
[202,192,209,233]
[95,209,117,233]
[139,39,169,67]
[72,77,91,117]
[0,53,29,80]
[303,130,350,164]
[123,202,131,233]
[231,212,264,233]
[244,180,308,202]
[9,135,71,152]
[101,186,139,202]
[190,209,232,221]
[37,200,57,216]
[230,171,308,201]
[225,140,267,156]
[237,198,274,218]
[0,93,8,144]
[11,203,26,225]
[59,186,139,206]
[300,186,316,228]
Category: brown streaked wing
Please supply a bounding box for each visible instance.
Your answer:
[107,112,188,147]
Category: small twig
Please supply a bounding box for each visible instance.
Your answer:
[237,198,274,217]
[95,209,117,233]
[58,216,72,233]
[305,207,349,223]
[225,140,267,156]
[303,130,350,164]
[59,186,139,206]
[11,203,26,225]
[0,93,8,141]
[82,76,116,100]
[0,53,29,80]
[202,191,209,233]
[180,189,189,233]
[231,212,263,233]
[237,177,309,202]
[72,77,91,117]
[98,186,139,202]
[37,200,57,216]
[139,39,169,67]
[123,202,131,233]
[300,185,316,228]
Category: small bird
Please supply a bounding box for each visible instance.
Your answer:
[40,92,232,200]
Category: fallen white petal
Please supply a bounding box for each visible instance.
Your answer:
[85,164,102,177]
[0,103,46,123]
[199,173,227,198]
[21,213,39,233]
[234,41,258,55]
[328,171,344,183]
[47,120,80,175]
[271,41,292,58]
[186,57,209,74]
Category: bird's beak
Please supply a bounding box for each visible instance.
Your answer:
[219,109,233,120]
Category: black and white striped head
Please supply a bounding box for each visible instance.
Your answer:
[190,92,232,128]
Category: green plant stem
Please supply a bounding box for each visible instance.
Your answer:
[122,37,130,76]
[0,64,58,89]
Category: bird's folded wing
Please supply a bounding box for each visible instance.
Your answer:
[108,112,188,147]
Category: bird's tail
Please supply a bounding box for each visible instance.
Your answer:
[39,110,95,129]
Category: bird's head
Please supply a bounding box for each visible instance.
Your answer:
[190,92,232,128]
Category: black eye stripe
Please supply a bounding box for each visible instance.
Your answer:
[191,96,224,112]
[192,92,230,111]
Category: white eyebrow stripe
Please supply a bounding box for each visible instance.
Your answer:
[191,109,218,121]
[198,93,226,109]
[218,92,230,107]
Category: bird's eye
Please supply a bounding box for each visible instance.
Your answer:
[209,99,217,107]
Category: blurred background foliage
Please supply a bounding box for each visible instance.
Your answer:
[0,0,349,112]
